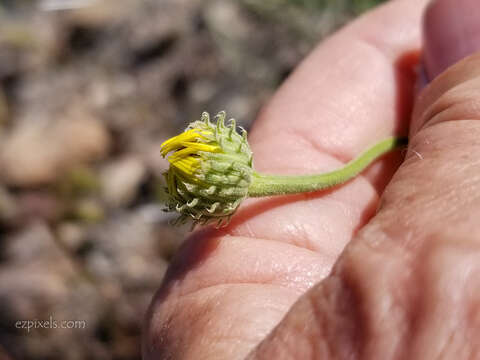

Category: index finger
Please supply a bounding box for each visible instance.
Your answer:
[230,0,424,256]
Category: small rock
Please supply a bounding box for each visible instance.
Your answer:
[100,156,146,208]
[0,121,57,186]
[204,0,250,43]
[56,221,87,252]
[189,79,216,104]
[0,106,110,187]
[57,107,111,163]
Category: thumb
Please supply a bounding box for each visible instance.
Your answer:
[250,0,480,358]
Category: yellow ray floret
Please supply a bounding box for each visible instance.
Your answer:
[160,129,213,156]
[171,156,201,176]
[161,128,221,179]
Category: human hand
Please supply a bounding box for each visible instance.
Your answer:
[144,0,480,358]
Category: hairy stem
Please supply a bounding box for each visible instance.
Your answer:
[247,136,407,197]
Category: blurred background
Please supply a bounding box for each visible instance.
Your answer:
[0,0,385,359]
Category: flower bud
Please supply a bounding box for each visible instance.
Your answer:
[160,111,253,226]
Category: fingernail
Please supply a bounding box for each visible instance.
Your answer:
[423,0,480,81]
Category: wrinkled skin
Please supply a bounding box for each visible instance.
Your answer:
[144,0,480,358]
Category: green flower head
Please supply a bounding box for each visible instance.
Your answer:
[160,111,253,226]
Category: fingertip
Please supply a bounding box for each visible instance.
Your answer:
[423,0,480,80]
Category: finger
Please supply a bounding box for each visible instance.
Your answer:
[251,2,480,358]
[144,2,430,359]
[423,0,480,80]
[228,0,425,253]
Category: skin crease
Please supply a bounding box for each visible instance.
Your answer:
[144,0,480,359]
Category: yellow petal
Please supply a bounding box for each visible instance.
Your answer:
[171,156,200,177]
[179,141,220,153]
[161,129,212,156]
[167,147,199,163]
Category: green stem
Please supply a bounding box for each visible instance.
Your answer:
[247,136,407,197]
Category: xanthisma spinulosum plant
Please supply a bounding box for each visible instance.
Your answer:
[161,111,406,227]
